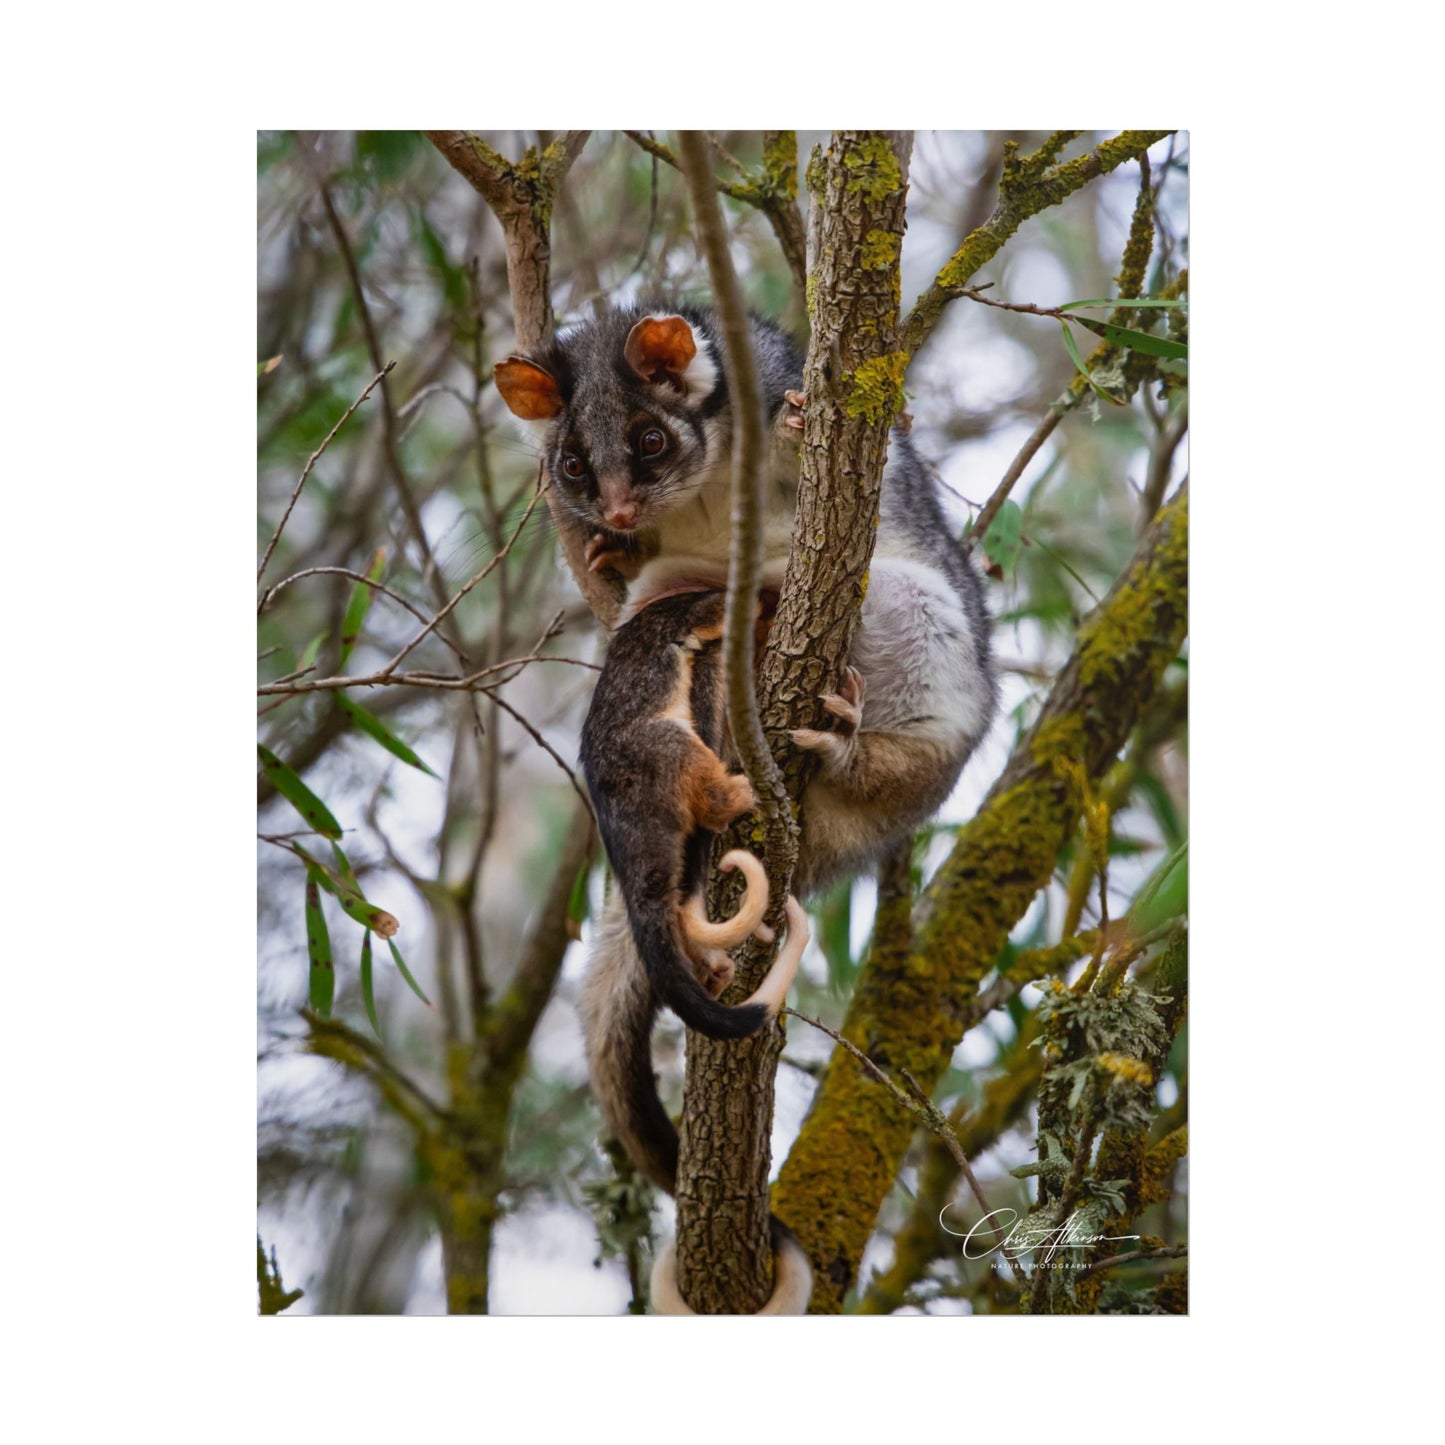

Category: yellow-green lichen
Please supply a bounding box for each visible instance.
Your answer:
[860,228,900,270]
[844,351,908,425]
[842,135,902,202]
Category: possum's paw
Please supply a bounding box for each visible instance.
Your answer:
[584,530,631,574]
[782,388,806,431]
[692,947,736,998]
[791,667,865,770]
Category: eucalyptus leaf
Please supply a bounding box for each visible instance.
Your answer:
[1059,319,1125,406]
[1072,316,1188,360]
[360,930,382,1040]
[337,694,438,777]
[339,548,386,665]
[388,937,434,1009]
[305,869,335,1017]
[258,744,342,839]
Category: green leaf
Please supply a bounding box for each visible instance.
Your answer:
[337,694,439,777]
[414,210,469,311]
[305,870,335,1017]
[1129,841,1188,934]
[1059,319,1126,406]
[286,842,399,938]
[1072,316,1188,360]
[355,130,424,183]
[982,499,1024,578]
[567,858,592,929]
[817,880,855,995]
[339,548,386,665]
[258,744,342,839]
[1057,297,1188,311]
[387,937,434,1010]
[359,930,382,1040]
[296,630,328,672]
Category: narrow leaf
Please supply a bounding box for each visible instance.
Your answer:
[258,354,284,376]
[1058,319,1126,406]
[1057,297,1188,312]
[287,842,399,938]
[566,858,592,939]
[296,630,328,672]
[388,938,434,1010]
[339,548,386,665]
[1129,841,1189,934]
[359,931,382,1040]
[1072,316,1188,360]
[338,694,439,777]
[982,499,1024,579]
[258,744,342,839]
[305,870,335,1017]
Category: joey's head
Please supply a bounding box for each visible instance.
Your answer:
[494,307,729,536]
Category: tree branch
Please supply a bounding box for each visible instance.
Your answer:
[427,129,622,627]
[775,481,1188,1310]
[671,130,914,1315]
[900,130,1173,357]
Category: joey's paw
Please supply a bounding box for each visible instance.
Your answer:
[693,948,736,998]
[583,531,630,574]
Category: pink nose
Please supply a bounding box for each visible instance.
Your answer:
[605,502,640,530]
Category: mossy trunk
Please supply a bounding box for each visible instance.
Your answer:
[775,482,1188,1311]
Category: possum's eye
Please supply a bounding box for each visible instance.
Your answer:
[638,428,668,458]
[561,453,587,480]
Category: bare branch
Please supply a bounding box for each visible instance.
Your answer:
[677,131,792,865]
[256,363,393,585]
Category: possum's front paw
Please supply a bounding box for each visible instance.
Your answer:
[791,666,865,772]
[583,530,633,575]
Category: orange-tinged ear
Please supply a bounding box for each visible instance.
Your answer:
[494,357,564,420]
[624,315,697,389]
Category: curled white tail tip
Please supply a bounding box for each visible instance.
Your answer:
[651,1233,813,1314]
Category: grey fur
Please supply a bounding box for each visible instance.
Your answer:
[503,303,997,1206]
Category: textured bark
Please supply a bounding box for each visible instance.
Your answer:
[675,131,914,1313]
[427,129,623,627]
[774,482,1188,1311]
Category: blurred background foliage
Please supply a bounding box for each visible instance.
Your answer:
[257,130,1188,1314]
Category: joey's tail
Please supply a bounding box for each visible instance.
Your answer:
[582,891,810,1195]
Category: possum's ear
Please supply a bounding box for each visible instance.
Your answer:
[494,357,564,420]
[624,314,716,400]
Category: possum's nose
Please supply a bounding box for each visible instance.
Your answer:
[604,500,641,530]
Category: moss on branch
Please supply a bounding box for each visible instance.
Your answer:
[774,483,1188,1311]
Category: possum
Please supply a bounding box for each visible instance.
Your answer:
[497,303,997,1313]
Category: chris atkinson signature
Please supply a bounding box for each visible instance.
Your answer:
[940,1204,1141,1265]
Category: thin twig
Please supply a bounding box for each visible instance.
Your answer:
[677,130,791,864]
[315,182,450,612]
[482,688,594,820]
[376,474,544,677]
[256,650,597,698]
[303,1011,449,1126]
[1074,1244,1187,1280]
[256,363,393,585]
[962,406,1063,559]
[257,567,466,666]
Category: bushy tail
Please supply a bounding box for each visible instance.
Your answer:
[580,896,679,1192]
[581,890,810,1193]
